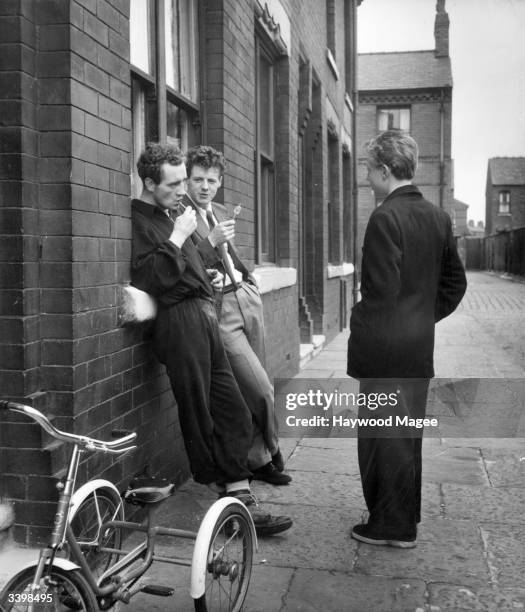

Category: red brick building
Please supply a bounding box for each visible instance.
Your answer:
[0,0,359,544]
[356,0,453,251]
[485,157,525,234]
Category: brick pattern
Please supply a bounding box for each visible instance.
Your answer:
[1,0,359,544]
[0,1,186,546]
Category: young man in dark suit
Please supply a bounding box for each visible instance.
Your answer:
[183,145,291,486]
[348,131,466,548]
[130,143,292,535]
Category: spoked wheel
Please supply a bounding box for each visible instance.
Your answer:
[68,485,124,579]
[192,500,254,612]
[0,565,98,611]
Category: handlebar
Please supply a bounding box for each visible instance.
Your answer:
[0,400,137,455]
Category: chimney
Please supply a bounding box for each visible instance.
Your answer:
[434,0,449,58]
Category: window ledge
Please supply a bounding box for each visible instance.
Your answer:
[326,48,340,81]
[253,266,297,294]
[327,262,354,278]
[345,92,354,112]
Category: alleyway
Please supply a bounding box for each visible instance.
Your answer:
[1,271,524,611]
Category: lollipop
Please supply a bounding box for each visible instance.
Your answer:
[232,204,242,219]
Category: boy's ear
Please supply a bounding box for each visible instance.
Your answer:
[144,177,156,192]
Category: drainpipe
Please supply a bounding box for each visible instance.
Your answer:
[439,89,444,209]
[352,0,360,305]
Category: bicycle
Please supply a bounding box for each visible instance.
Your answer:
[0,400,256,611]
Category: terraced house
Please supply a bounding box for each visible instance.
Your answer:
[0,0,360,544]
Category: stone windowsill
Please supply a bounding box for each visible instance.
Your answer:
[327,262,354,279]
[253,266,297,294]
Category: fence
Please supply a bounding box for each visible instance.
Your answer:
[463,227,525,277]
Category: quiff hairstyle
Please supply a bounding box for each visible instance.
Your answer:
[136,142,185,186]
[185,145,225,177]
[366,130,419,180]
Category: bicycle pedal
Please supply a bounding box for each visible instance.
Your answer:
[140,584,174,597]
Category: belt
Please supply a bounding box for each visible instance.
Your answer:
[222,281,243,295]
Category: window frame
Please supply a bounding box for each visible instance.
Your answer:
[498,190,511,215]
[255,29,279,264]
[377,106,411,132]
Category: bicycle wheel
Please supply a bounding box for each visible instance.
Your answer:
[192,501,254,612]
[0,565,98,611]
[68,483,124,579]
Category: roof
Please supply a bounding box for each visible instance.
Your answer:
[488,158,525,186]
[453,198,469,210]
[358,50,452,91]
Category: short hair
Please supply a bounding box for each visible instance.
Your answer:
[186,145,225,177]
[365,130,418,180]
[136,142,185,186]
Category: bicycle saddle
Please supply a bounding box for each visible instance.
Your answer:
[123,475,176,506]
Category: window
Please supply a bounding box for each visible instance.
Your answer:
[130,0,153,75]
[129,0,201,192]
[342,147,352,263]
[327,131,340,264]
[165,0,199,102]
[498,191,510,214]
[131,78,147,198]
[377,107,410,132]
[326,0,336,58]
[255,38,277,262]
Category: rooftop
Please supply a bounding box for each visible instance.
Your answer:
[358,50,453,91]
[488,157,525,186]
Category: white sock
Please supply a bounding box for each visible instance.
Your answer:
[225,479,250,494]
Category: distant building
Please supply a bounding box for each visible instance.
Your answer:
[452,198,469,236]
[485,157,525,234]
[357,0,453,251]
[467,219,485,237]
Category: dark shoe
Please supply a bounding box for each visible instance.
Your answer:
[351,523,416,549]
[252,462,292,485]
[271,449,285,472]
[221,489,293,536]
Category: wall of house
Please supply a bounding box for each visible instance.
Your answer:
[0,0,357,544]
[486,185,525,235]
[356,92,453,253]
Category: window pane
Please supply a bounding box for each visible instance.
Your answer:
[131,79,146,198]
[260,160,275,260]
[130,0,151,74]
[258,53,273,157]
[167,102,189,151]
[165,0,199,101]
[377,107,410,132]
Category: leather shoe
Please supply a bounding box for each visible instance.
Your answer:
[271,449,285,472]
[221,489,293,536]
[252,462,292,485]
[351,523,416,548]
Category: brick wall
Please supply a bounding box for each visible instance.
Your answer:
[1,0,359,544]
[0,0,187,546]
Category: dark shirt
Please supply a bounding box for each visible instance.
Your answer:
[130,199,213,306]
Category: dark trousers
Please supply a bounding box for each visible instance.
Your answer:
[153,298,253,485]
[357,378,430,537]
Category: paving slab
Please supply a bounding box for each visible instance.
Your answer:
[244,503,360,572]
[480,447,525,487]
[422,446,488,485]
[428,583,525,612]
[479,523,525,589]
[354,517,490,587]
[442,483,525,523]
[284,569,426,612]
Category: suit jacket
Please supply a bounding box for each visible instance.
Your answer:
[183,194,257,288]
[347,185,467,379]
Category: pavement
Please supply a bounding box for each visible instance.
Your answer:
[1,271,525,611]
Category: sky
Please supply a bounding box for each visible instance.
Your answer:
[357,0,525,224]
